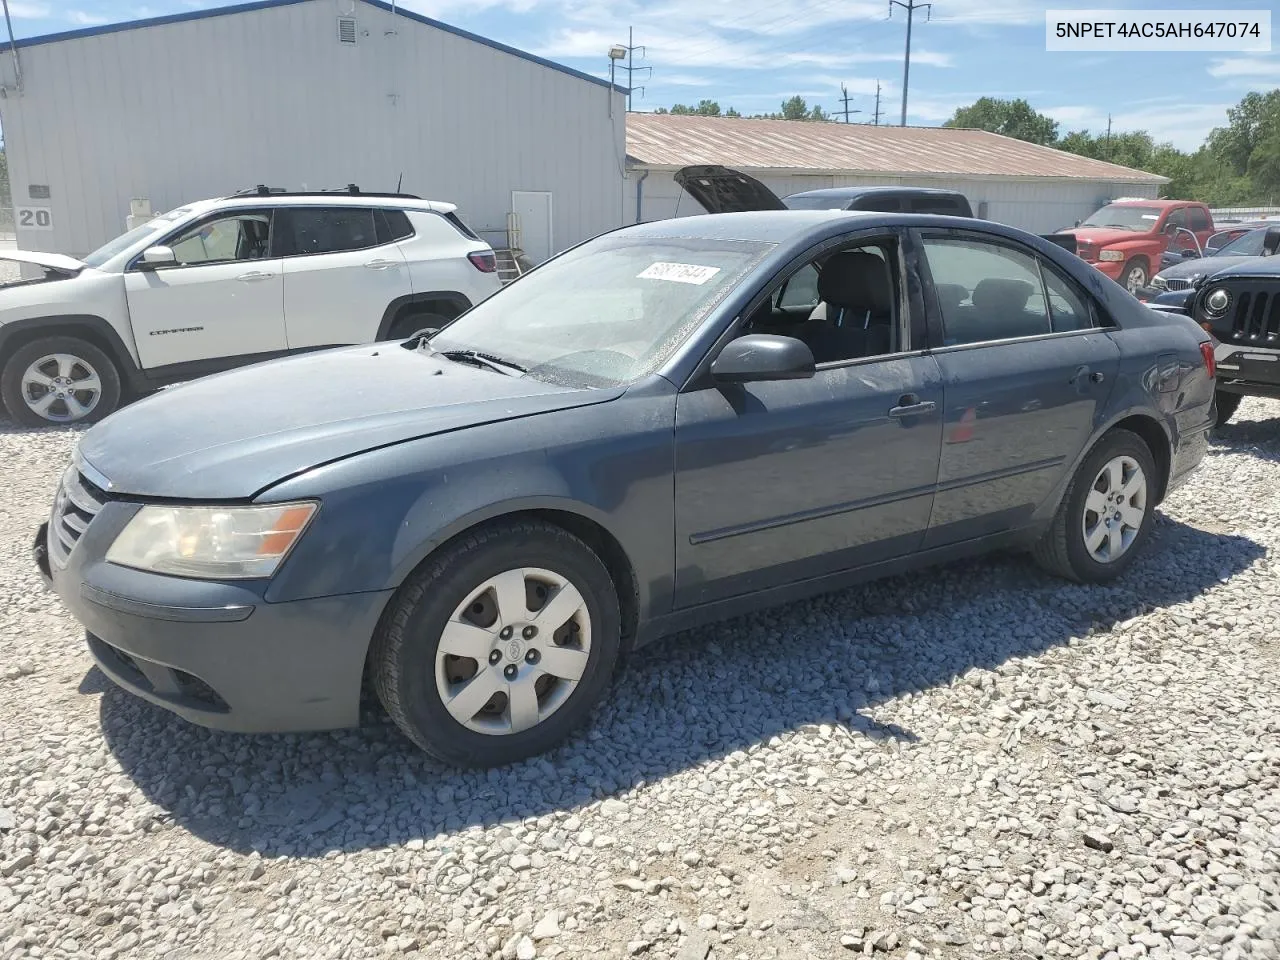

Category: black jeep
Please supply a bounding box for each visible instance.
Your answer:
[1148,225,1280,425]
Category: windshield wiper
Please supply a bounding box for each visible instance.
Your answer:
[439,349,527,376]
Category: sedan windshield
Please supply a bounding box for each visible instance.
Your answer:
[1080,204,1162,231]
[80,207,193,269]
[431,235,773,385]
[1215,228,1269,257]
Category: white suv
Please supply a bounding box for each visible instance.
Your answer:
[0,189,503,426]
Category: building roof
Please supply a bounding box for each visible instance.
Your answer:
[626,113,1168,184]
[9,0,624,93]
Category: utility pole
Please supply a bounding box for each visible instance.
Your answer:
[618,27,652,112]
[872,81,883,125]
[889,0,930,126]
[1105,114,1112,160]
[838,84,863,123]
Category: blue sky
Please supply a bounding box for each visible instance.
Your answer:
[5,0,1279,151]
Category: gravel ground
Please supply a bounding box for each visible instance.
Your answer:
[1,400,1278,960]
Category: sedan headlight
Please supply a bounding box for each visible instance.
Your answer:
[1098,250,1125,262]
[1203,287,1232,318]
[1150,276,1168,290]
[106,502,317,579]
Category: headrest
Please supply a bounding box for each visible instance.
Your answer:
[934,282,968,316]
[817,251,893,314]
[972,277,1034,314]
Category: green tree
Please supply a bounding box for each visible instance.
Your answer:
[944,97,1059,146]
[781,96,809,121]
[1206,90,1280,175]
[656,100,734,117]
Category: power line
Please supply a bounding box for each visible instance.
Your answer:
[889,0,930,126]
[838,84,863,123]
[618,27,651,112]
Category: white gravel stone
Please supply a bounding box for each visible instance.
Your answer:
[2,402,1279,959]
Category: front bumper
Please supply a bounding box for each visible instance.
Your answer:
[1215,342,1280,398]
[36,517,393,733]
[1087,259,1125,281]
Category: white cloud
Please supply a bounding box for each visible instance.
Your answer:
[1208,56,1280,82]
[4,1,52,18]
[67,10,110,25]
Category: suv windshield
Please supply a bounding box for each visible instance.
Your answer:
[1080,204,1163,231]
[431,235,772,386]
[80,207,193,269]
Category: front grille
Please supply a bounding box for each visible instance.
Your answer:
[1231,290,1280,344]
[48,466,110,567]
[1164,277,1195,291]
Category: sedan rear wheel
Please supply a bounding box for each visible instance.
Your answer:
[371,519,621,767]
[1032,428,1158,583]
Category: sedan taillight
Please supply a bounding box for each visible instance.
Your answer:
[1199,340,1216,379]
[468,251,497,273]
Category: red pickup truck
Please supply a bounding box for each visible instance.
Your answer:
[1064,198,1215,294]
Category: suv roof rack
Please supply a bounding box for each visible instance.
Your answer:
[230,184,422,199]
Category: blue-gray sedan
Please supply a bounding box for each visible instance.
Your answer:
[36,211,1217,767]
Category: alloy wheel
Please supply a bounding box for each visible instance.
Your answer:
[21,353,103,423]
[1081,455,1147,563]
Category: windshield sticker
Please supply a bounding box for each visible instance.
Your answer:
[638,262,722,285]
[1141,215,1159,220]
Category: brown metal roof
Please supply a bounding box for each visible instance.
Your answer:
[626,113,1168,184]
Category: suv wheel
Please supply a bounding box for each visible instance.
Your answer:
[1032,428,1158,583]
[1214,391,1242,427]
[389,311,451,340]
[1121,259,1149,294]
[371,519,621,767]
[1,336,122,427]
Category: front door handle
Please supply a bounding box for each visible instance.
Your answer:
[889,394,938,418]
[364,259,399,270]
[235,271,274,283]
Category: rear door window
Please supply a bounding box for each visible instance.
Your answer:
[279,207,379,256]
[921,236,1051,345]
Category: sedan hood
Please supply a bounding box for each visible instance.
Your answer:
[1201,255,1280,280]
[79,344,623,499]
[1156,254,1257,282]
[674,165,787,214]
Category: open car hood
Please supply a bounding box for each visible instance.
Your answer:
[0,249,86,277]
[674,165,787,214]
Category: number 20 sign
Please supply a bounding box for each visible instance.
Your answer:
[16,207,54,231]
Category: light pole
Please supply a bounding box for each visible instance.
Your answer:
[608,45,626,118]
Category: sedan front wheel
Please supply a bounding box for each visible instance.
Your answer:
[371,519,621,767]
[1032,428,1157,583]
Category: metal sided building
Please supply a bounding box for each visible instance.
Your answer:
[0,0,626,262]
[625,113,1169,234]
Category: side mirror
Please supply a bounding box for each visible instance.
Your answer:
[1205,245,1221,256]
[1073,220,1082,228]
[1181,248,1199,259]
[711,334,815,384]
[1264,226,1280,256]
[138,245,176,270]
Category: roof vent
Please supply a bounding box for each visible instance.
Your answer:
[337,17,357,44]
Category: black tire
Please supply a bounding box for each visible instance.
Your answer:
[1120,258,1149,294]
[1214,391,1242,428]
[388,311,452,341]
[370,519,622,767]
[1,336,122,427]
[1032,428,1159,584]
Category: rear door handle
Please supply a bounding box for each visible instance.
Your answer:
[364,259,399,270]
[235,271,274,282]
[1073,365,1105,384]
[889,394,938,418]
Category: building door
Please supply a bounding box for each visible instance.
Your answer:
[512,191,553,264]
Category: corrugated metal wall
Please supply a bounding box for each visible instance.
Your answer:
[626,169,1160,235]
[0,0,625,257]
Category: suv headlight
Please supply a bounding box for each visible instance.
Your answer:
[106,502,317,579]
[1098,250,1125,262]
[1203,287,1232,318]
